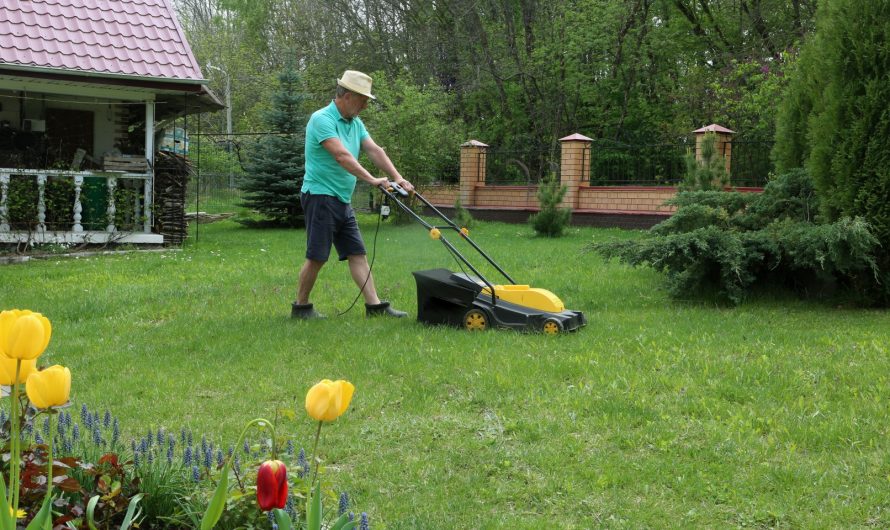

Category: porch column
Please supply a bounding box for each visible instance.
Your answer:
[459,140,488,207]
[559,133,592,209]
[144,100,155,233]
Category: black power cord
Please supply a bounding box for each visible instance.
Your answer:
[336,201,385,317]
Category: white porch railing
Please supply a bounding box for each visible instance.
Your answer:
[0,169,162,244]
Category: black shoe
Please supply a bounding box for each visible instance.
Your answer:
[365,301,407,318]
[291,302,325,320]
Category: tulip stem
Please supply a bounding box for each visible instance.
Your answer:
[310,420,322,488]
[9,361,21,513]
[45,414,54,506]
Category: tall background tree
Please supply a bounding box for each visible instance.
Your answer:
[173,0,817,151]
[773,0,890,302]
[238,65,308,227]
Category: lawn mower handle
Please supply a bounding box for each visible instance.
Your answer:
[379,182,516,285]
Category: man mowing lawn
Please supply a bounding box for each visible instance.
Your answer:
[292,70,415,320]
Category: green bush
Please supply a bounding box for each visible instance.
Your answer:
[592,170,879,304]
[453,197,474,229]
[529,174,571,237]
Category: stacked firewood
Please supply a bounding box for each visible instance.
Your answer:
[153,151,190,246]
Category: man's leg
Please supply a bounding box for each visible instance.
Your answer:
[292,259,326,319]
[347,254,380,305]
[348,254,407,318]
[297,259,326,305]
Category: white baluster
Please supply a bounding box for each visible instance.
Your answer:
[73,175,84,232]
[144,174,152,233]
[106,176,117,232]
[0,173,9,232]
[37,173,47,233]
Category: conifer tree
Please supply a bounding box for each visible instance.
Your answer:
[529,174,571,237]
[772,0,890,302]
[239,65,307,227]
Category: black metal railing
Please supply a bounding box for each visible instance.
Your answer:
[485,148,559,185]
[729,139,774,187]
[588,140,689,186]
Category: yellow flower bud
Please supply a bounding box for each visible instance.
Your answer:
[429,228,441,240]
[0,356,37,386]
[26,365,71,409]
[0,309,52,360]
[305,379,355,422]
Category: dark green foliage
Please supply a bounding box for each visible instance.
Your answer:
[771,0,890,302]
[239,65,307,228]
[529,175,571,237]
[592,170,879,304]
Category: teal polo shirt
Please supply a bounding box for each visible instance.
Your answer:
[302,100,370,203]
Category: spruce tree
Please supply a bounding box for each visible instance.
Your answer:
[529,174,571,237]
[239,65,307,227]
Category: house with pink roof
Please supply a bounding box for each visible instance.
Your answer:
[0,0,222,244]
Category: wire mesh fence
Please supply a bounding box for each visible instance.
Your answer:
[186,132,253,214]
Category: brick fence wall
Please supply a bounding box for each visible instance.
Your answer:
[417,129,761,229]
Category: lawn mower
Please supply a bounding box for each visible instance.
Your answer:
[378,181,586,334]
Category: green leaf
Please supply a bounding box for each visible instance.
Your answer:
[24,495,52,530]
[200,463,230,530]
[0,472,16,530]
[307,481,321,530]
[85,495,99,530]
[120,493,144,530]
[272,508,294,530]
[330,513,353,530]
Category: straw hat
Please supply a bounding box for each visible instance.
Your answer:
[337,70,376,100]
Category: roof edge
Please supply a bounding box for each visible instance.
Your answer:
[0,62,208,86]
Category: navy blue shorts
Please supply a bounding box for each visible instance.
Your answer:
[301,192,366,262]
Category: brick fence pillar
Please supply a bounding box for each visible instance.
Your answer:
[693,124,734,176]
[559,133,592,208]
[459,140,488,207]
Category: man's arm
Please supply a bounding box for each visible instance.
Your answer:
[361,137,414,192]
[320,137,388,188]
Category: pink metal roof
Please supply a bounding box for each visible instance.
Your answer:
[0,0,205,83]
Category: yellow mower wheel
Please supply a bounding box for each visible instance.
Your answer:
[463,309,488,331]
[542,318,562,335]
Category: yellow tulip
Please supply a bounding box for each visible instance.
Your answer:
[305,379,355,422]
[0,309,52,360]
[0,356,37,386]
[26,365,71,409]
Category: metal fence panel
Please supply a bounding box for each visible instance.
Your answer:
[485,148,559,185]
[729,139,774,187]
[588,140,688,186]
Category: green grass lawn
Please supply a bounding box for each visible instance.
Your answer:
[2,217,889,528]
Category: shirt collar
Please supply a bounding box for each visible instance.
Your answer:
[328,100,350,123]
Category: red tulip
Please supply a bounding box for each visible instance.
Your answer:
[256,460,288,511]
